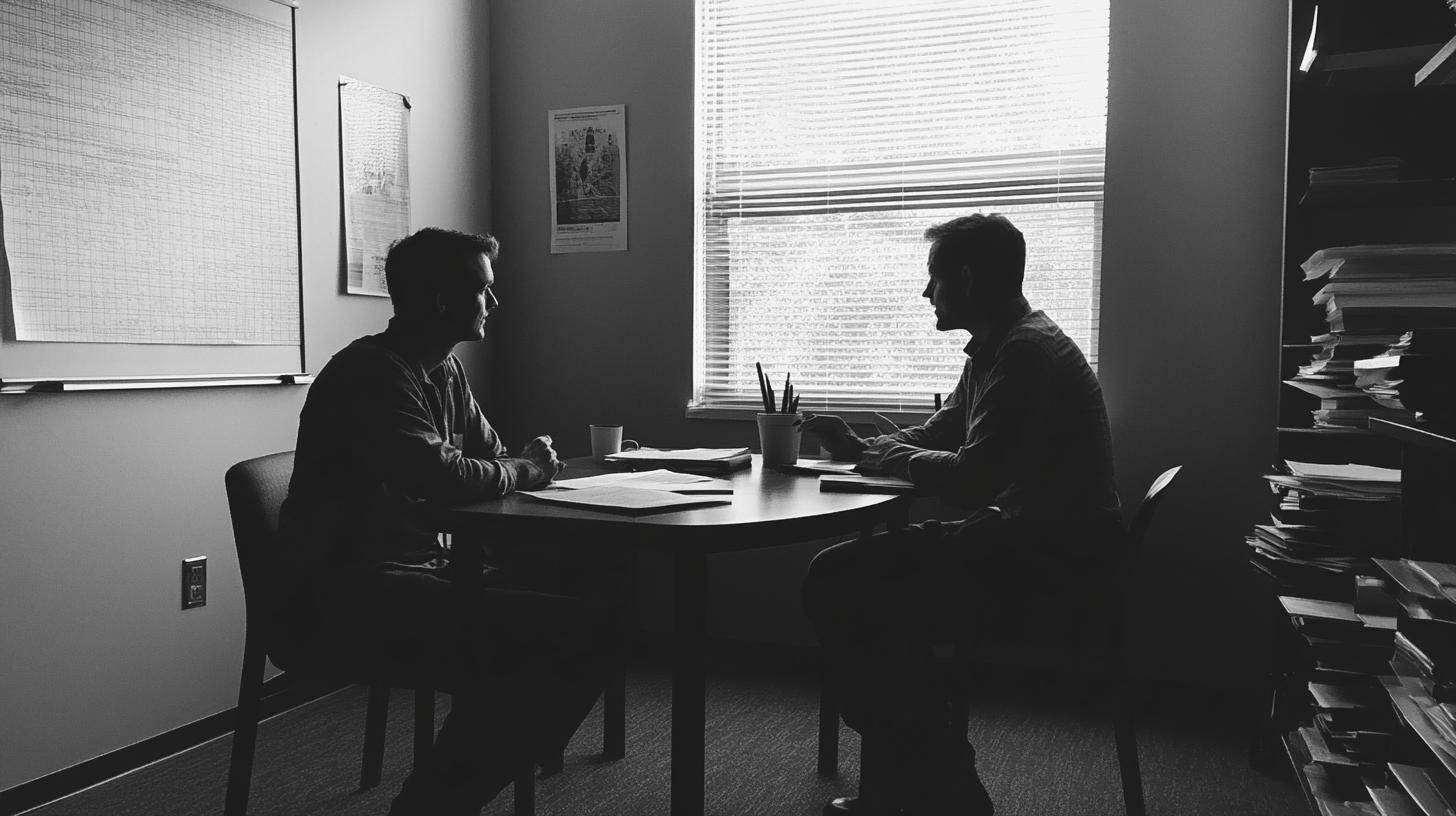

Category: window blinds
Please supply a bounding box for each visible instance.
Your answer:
[693,0,1109,414]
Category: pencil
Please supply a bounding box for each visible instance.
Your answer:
[756,362,773,413]
[933,392,942,411]
[781,373,792,413]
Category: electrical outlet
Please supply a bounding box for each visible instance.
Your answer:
[182,556,206,609]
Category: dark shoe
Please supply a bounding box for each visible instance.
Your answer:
[823,795,905,816]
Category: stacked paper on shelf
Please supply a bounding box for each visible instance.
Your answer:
[1307,156,1404,188]
[1303,244,1456,282]
[1286,333,1411,427]
[1302,244,1456,333]
[1350,329,1456,418]
[1249,462,1403,596]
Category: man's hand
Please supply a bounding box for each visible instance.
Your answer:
[856,440,914,477]
[801,413,869,461]
[520,435,566,480]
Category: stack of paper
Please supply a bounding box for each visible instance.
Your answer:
[1288,244,1456,425]
[1247,461,1402,595]
[603,447,752,472]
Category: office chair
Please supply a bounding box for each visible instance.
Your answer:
[223,451,536,816]
[816,466,1182,816]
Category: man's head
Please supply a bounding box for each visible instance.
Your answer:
[920,213,1025,334]
[384,227,501,342]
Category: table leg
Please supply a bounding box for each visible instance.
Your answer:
[671,549,707,816]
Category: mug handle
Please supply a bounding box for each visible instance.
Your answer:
[622,439,640,451]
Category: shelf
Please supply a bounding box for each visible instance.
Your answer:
[1282,731,1320,816]
[1301,179,1456,207]
[1279,426,1380,437]
[1304,42,1446,88]
[1369,416,1456,454]
[1415,34,1456,87]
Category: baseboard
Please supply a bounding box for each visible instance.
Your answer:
[1,675,343,816]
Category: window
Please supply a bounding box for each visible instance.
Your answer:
[692,0,1109,415]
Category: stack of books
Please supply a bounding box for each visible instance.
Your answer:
[1248,461,1402,598]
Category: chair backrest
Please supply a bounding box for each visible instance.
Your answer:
[225,451,303,669]
[1125,465,1181,562]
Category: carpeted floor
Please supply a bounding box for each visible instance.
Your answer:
[25,653,1308,816]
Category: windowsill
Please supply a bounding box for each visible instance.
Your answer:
[685,404,935,427]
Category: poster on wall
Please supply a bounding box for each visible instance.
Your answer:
[548,105,627,254]
[340,75,411,296]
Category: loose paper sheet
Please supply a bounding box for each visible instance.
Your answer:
[0,0,299,344]
[548,105,627,254]
[340,76,411,297]
[520,485,730,514]
[552,469,733,494]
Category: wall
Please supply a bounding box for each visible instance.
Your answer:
[0,0,491,790]
[487,0,1290,685]
[1099,0,1289,679]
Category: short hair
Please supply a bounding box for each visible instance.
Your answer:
[384,227,500,314]
[923,213,1025,299]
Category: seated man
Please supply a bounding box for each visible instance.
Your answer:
[279,227,614,815]
[802,213,1122,816]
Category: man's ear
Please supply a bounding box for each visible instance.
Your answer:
[959,265,976,297]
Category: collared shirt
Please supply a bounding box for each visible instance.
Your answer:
[868,299,1121,529]
[280,321,547,572]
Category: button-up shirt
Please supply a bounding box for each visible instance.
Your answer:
[281,320,547,572]
[868,299,1121,530]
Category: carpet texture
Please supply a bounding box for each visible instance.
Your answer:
[25,656,1306,816]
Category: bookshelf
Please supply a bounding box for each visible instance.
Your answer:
[1253,2,1456,813]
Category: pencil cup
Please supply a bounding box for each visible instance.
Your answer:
[590,424,639,461]
[756,412,802,467]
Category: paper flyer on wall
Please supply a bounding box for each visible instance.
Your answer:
[548,105,627,254]
[340,75,411,296]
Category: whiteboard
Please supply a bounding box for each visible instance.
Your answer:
[0,0,303,384]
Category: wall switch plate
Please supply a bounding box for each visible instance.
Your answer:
[182,556,206,609]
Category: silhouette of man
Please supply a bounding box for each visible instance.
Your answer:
[281,227,615,815]
[802,213,1121,816]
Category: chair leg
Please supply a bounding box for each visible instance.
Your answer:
[513,760,536,816]
[413,688,435,769]
[1114,683,1146,816]
[225,637,268,816]
[817,657,840,777]
[360,684,390,790]
[603,662,627,760]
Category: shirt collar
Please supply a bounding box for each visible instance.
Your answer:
[963,296,1032,360]
[380,316,453,373]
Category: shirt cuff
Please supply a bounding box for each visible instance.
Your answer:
[905,450,958,486]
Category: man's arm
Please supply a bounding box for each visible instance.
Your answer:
[865,370,968,451]
[866,342,1052,507]
[350,357,550,503]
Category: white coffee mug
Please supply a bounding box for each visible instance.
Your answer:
[590,424,640,460]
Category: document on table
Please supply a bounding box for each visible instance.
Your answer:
[551,469,734,494]
[605,447,749,462]
[776,458,860,475]
[520,485,731,514]
[818,474,917,494]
